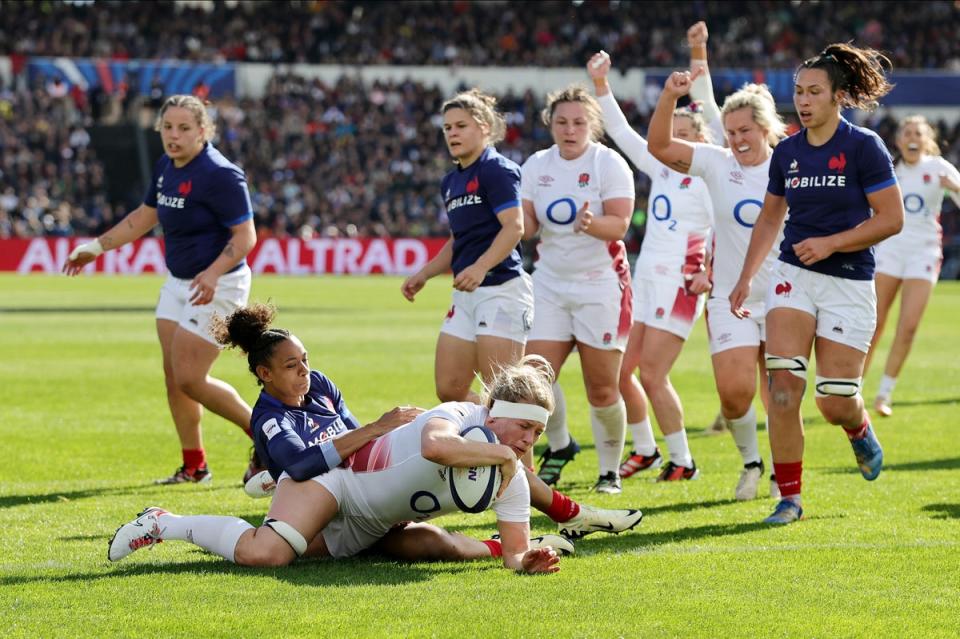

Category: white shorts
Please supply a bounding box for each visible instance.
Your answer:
[706,296,766,355]
[441,273,534,344]
[155,264,252,346]
[278,468,390,559]
[766,262,876,353]
[633,277,705,341]
[874,234,941,283]
[528,271,632,351]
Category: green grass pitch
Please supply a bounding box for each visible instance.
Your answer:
[1,273,958,638]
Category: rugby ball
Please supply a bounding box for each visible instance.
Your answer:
[449,425,503,514]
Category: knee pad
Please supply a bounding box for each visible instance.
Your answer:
[263,518,308,557]
[765,354,809,380]
[814,376,861,399]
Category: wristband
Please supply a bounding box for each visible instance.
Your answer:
[69,239,104,260]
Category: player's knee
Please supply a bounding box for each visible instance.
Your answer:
[637,366,667,394]
[815,396,861,426]
[584,384,619,407]
[234,529,296,567]
[719,389,753,418]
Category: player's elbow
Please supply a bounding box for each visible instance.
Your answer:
[420,437,450,465]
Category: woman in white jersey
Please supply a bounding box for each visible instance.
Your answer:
[521,84,635,493]
[586,51,715,486]
[866,115,960,416]
[647,66,787,501]
[108,356,561,575]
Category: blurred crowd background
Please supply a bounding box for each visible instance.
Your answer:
[1,0,958,267]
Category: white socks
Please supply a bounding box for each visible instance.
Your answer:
[590,399,627,476]
[727,405,761,466]
[545,381,571,451]
[877,374,897,400]
[629,418,658,457]
[664,430,693,468]
[157,513,254,563]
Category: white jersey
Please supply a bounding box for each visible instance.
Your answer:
[598,92,714,284]
[891,155,960,243]
[344,402,529,526]
[689,143,781,303]
[520,141,635,281]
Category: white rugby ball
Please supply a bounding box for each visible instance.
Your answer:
[449,425,503,513]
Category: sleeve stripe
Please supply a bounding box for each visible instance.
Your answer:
[226,211,254,226]
[493,200,521,214]
[864,177,898,194]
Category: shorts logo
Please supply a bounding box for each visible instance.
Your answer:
[832,324,844,335]
[602,332,612,345]
[828,152,846,172]
[522,308,532,332]
[578,173,590,187]
[718,332,732,343]
[466,176,479,193]
[445,305,455,320]
[679,177,692,189]
[655,307,665,319]
[178,180,192,197]
[538,175,554,187]
[774,281,792,296]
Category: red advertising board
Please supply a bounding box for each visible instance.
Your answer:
[0,237,447,275]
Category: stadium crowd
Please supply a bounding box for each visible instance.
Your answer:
[2,1,958,70]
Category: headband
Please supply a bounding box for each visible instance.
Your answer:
[488,400,550,425]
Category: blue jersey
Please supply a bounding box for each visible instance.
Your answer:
[144,143,254,279]
[768,118,896,280]
[442,146,524,286]
[250,370,362,481]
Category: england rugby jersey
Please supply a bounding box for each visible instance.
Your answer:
[344,402,530,526]
[144,143,253,279]
[442,147,524,286]
[689,144,779,303]
[889,155,960,243]
[251,370,361,481]
[520,141,635,281]
[598,93,713,284]
[768,118,897,280]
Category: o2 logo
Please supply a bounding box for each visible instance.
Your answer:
[651,194,677,231]
[410,490,441,516]
[546,197,577,225]
[903,193,925,214]
[733,199,763,228]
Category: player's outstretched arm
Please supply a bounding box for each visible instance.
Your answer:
[497,520,560,574]
[63,204,159,275]
[402,236,453,301]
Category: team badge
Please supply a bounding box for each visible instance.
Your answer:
[178,180,192,197]
[775,281,792,296]
[923,174,931,184]
[602,332,612,345]
[466,176,479,193]
[828,152,846,172]
[578,173,590,187]
[445,305,456,320]
[655,307,665,319]
[679,177,692,190]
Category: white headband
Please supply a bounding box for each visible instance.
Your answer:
[488,400,550,425]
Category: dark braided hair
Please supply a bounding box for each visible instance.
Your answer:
[210,303,290,385]
[797,43,893,112]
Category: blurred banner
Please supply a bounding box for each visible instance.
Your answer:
[27,57,236,98]
[1,238,446,275]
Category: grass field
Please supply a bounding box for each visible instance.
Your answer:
[1,273,958,638]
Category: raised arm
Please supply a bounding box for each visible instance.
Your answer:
[587,51,654,172]
[63,204,159,275]
[647,69,705,173]
[687,21,725,144]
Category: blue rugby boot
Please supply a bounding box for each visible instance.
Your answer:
[849,423,883,481]
[763,498,803,525]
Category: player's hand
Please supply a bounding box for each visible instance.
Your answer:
[189,270,219,306]
[687,269,712,295]
[687,21,708,47]
[573,200,593,234]
[401,272,427,301]
[497,456,519,499]
[662,67,704,99]
[62,239,103,276]
[521,547,560,574]
[372,406,423,433]
[586,51,611,81]
[792,236,836,266]
[940,171,960,192]
[453,263,487,292]
[729,279,752,319]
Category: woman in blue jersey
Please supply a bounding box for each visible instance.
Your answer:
[108,354,563,575]
[401,89,533,404]
[64,95,260,486]
[730,44,905,525]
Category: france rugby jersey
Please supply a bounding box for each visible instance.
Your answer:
[144,143,253,279]
[442,146,524,286]
[768,118,897,280]
[251,370,361,481]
